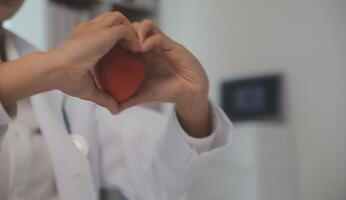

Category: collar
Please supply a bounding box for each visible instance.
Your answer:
[4,30,20,61]
[1,22,36,60]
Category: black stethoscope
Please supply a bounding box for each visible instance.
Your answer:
[61,96,89,157]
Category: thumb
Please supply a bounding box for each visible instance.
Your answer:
[87,86,120,115]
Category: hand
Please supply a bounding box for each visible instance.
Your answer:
[119,19,209,110]
[51,12,140,114]
[120,20,211,138]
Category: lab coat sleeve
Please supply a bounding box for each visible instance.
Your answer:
[174,102,227,154]
[181,129,216,154]
[96,102,233,200]
[0,102,14,147]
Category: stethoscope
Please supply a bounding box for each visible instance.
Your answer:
[61,96,89,157]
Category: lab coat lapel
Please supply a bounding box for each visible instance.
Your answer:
[6,28,98,200]
[30,91,97,200]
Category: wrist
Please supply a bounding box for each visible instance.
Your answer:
[175,92,209,116]
[40,50,69,90]
[0,51,66,106]
[175,92,211,138]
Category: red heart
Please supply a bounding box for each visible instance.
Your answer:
[94,46,147,102]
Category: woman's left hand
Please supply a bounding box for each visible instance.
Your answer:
[120,20,211,138]
[119,19,209,110]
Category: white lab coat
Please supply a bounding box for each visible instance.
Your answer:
[0,30,233,200]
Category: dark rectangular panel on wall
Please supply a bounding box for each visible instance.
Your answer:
[221,74,283,122]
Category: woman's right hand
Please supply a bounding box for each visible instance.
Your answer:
[0,11,139,114]
[50,11,140,114]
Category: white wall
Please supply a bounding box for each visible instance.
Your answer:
[160,0,346,200]
[4,0,49,50]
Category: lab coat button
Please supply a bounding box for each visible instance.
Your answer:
[70,134,89,157]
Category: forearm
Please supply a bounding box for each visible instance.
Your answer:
[175,94,211,138]
[0,52,64,106]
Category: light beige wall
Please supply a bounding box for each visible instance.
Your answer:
[160,0,346,200]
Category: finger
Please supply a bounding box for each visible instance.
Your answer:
[108,24,141,51]
[137,19,159,43]
[141,34,163,52]
[132,22,140,30]
[141,33,176,53]
[92,11,130,27]
[118,40,140,53]
[129,22,142,52]
[87,86,120,115]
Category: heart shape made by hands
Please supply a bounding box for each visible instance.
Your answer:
[94,46,147,102]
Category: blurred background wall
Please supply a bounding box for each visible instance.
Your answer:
[5,0,346,200]
[160,0,346,200]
